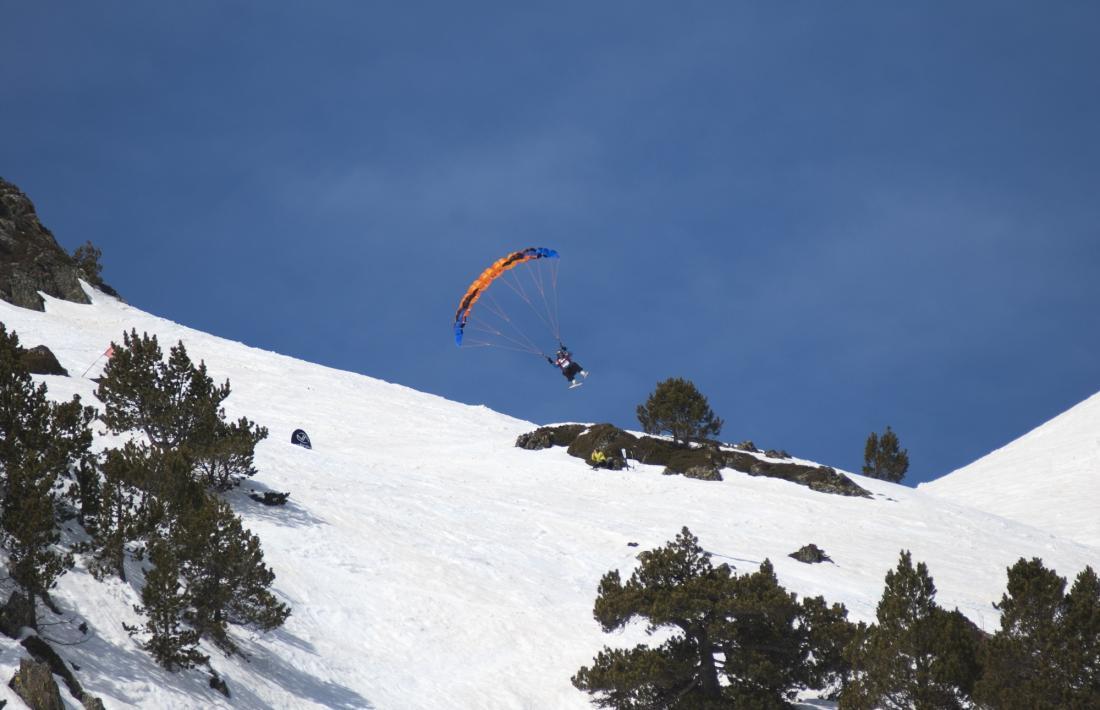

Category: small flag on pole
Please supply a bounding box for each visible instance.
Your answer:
[81,344,116,378]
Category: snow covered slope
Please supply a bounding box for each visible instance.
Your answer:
[920,391,1100,549]
[1,285,1097,709]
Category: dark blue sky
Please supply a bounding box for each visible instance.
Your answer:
[4,3,1100,485]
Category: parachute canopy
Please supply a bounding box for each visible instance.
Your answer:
[453,247,561,352]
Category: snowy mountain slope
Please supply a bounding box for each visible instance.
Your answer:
[2,285,1098,709]
[919,391,1100,549]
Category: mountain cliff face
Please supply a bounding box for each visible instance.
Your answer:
[0,177,107,310]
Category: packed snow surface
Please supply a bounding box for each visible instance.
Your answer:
[1,285,1097,709]
[920,391,1100,548]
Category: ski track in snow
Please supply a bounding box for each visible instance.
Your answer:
[1,284,1097,709]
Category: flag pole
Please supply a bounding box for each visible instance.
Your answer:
[81,345,113,378]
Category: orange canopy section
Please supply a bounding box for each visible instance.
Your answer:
[453,247,558,346]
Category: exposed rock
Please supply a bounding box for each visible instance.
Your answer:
[19,345,68,376]
[799,466,871,497]
[0,177,117,311]
[9,658,63,710]
[210,671,230,697]
[565,423,639,464]
[249,491,290,506]
[662,447,724,480]
[0,590,36,638]
[515,424,585,450]
[678,465,723,481]
[82,696,106,710]
[516,422,871,496]
[22,635,84,701]
[789,544,832,564]
[737,458,871,498]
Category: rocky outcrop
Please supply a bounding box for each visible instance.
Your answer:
[0,177,116,310]
[19,345,68,376]
[0,590,36,637]
[566,423,636,465]
[9,658,63,710]
[515,424,585,450]
[516,423,871,497]
[250,490,290,506]
[20,635,84,702]
[789,543,833,564]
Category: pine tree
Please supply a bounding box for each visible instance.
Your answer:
[841,551,979,709]
[72,240,104,286]
[861,426,909,482]
[636,378,723,447]
[800,595,858,698]
[573,527,853,708]
[96,330,266,490]
[94,328,285,667]
[718,559,807,707]
[975,558,1100,709]
[0,324,94,629]
[90,443,165,582]
[97,331,229,450]
[135,537,206,671]
[174,496,289,653]
[1062,566,1100,707]
[192,415,269,492]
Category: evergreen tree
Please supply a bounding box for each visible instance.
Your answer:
[0,324,94,628]
[96,330,266,489]
[96,331,229,450]
[718,559,807,707]
[636,378,723,447]
[90,443,168,582]
[841,551,980,710]
[174,496,289,653]
[95,328,285,666]
[134,537,206,671]
[861,426,909,482]
[800,595,858,698]
[1062,566,1100,707]
[192,415,269,492]
[72,240,104,286]
[573,527,853,708]
[975,558,1100,709]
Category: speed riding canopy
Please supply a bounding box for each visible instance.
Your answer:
[452,247,565,356]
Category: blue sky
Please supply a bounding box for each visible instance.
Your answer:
[4,2,1099,485]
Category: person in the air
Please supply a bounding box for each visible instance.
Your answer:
[547,345,588,386]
